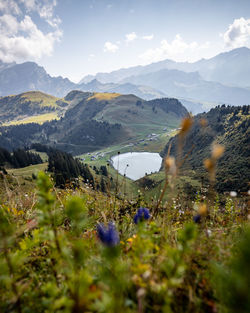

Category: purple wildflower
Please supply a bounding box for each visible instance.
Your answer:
[193,214,201,223]
[134,207,151,224]
[96,222,120,247]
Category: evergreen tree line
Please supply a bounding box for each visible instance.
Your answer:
[47,150,94,188]
[0,146,43,168]
[30,143,54,153]
[93,165,108,176]
[93,165,109,193]
[0,122,57,151]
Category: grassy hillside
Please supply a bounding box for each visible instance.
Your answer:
[52,92,187,153]
[0,91,69,125]
[93,95,183,135]
[19,91,61,108]
[8,163,48,177]
[162,105,250,192]
[87,92,121,101]
[4,112,60,125]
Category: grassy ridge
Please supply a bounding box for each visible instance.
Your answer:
[19,91,61,108]
[0,91,69,125]
[87,92,121,101]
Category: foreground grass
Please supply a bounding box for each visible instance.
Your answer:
[0,171,249,313]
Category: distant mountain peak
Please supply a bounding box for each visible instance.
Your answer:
[87,79,102,87]
[230,46,250,52]
[90,78,99,83]
[0,60,76,97]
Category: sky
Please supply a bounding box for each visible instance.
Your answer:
[0,0,250,82]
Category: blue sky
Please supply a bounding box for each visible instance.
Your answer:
[1,0,250,82]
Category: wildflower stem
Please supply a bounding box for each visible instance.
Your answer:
[178,144,195,170]
[47,203,62,254]
[155,179,169,214]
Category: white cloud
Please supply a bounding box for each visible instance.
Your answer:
[0,0,62,62]
[142,34,154,41]
[0,14,19,35]
[125,32,137,43]
[0,14,62,62]
[139,34,211,62]
[104,41,119,53]
[19,0,61,28]
[0,1,60,27]
[19,0,36,11]
[223,17,250,48]
[0,0,21,15]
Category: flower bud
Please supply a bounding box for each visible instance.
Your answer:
[212,144,225,159]
[179,116,193,135]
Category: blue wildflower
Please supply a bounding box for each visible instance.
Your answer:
[193,214,201,223]
[133,207,151,224]
[96,222,120,247]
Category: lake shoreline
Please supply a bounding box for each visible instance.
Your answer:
[111,151,162,181]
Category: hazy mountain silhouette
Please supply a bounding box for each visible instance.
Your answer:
[80,47,250,88]
[0,62,166,100]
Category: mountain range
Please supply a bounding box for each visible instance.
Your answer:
[120,68,250,106]
[81,47,250,88]
[0,47,250,113]
[0,61,165,101]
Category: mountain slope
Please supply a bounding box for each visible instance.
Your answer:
[54,92,188,145]
[0,60,15,72]
[162,105,250,192]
